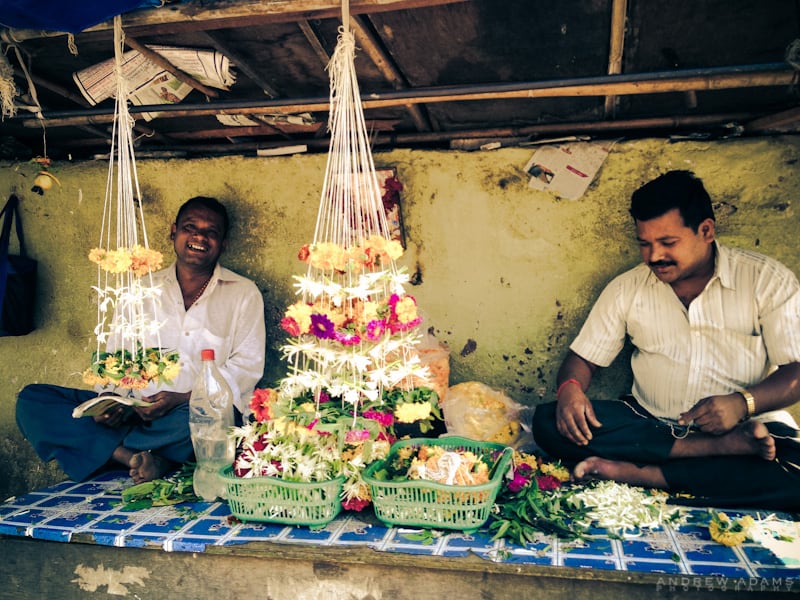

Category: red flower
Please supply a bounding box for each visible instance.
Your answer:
[536,474,562,491]
[249,388,277,422]
[280,316,301,336]
[298,244,310,262]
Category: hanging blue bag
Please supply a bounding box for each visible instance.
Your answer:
[0,194,37,336]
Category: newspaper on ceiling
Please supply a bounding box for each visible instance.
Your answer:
[73,45,234,121]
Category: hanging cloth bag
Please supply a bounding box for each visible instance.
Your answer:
[0,194,37,336]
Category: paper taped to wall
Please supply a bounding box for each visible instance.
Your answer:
[524,140,616,200]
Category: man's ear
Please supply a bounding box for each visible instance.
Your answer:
[699,218,715,241]
[169,224,177,240]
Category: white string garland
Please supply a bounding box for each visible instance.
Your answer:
[279,0,430,415]
[89,16,167,391]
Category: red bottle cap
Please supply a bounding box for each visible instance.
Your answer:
[200,349,215,361]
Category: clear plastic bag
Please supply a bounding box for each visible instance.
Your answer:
[442,381,534,448]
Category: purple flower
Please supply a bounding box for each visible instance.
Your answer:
[310,313,336,339]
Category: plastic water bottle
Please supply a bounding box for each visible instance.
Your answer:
[189,348,235,501]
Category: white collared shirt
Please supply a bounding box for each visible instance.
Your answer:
[571,243,800,421]
[129,262,266,414]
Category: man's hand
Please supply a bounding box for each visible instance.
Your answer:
[678,393,745,435]
[556,384,602,446]
[93,404,131,428]
[133,391,191,421]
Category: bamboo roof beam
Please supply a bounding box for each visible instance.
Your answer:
[744,106,800,133]
[349,14,431,132]
[58,112,753,154]
[14,63,793,129]
[603,0,628,117]
[200,30,280,98]
[12,66,171,143]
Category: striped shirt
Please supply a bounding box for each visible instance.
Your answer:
[571,243,800,420]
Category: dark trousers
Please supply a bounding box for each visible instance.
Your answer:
[16,383,194,482]
[531,398,800,511]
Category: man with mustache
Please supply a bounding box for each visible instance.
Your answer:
[532,171,800,510]
[16,196,266,485]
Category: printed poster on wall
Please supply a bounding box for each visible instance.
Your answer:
[524,140,616,200]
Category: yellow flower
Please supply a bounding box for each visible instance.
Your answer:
[394,401,432,423]
[82,368,109,387]
[161,362,181,382]
[708,511,753,547]
[88,245,163,276]
[285,301,313,334]
[394,296,418,324]
[540,461,570,482]
[362,301,380,323]
[142,361,160,380]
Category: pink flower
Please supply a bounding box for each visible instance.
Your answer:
[365,319,387,341]
[363,409,394,428]
[342,497,371,512]
[507,463,534,493]
[335,330,361,346]
[345,429,371,443]
[507,472,529,493]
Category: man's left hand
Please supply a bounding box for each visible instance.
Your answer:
[133,391,191,421]
[678,393,745,434]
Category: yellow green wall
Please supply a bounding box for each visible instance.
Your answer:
[1,136,799,500]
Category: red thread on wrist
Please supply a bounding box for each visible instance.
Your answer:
[556,378,581,400]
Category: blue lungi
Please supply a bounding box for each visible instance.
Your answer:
[16,383,194,482]
[532,397,800,511]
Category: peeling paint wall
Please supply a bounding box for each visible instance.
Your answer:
[1,137,798,500]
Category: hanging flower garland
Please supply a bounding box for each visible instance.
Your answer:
[83,16,177,393]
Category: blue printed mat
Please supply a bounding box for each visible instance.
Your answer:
[1,470,799,586]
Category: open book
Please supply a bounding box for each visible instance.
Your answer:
[72,394,151,418]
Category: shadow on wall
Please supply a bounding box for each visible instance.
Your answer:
[0,432,66,500]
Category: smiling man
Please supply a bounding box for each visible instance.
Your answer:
[16,196,266,485]
[532,171,800,510]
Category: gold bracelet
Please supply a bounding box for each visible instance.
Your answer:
[739,389,756,421]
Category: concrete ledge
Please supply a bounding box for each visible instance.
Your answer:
[1,535,791,599]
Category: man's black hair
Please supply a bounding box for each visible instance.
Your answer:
[175,196,230,238]
[629,170,714,231]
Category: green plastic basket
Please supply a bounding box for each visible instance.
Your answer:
[220,466,344,527]
[362,436,513,533]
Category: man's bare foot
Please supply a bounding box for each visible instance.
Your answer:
[742,421,776,461]
[573,457,669,488]
[669,420,776,460]
[129,451,173,484]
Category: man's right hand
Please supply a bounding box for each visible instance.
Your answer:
[556,384,602,446]
[93,404,131,428]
